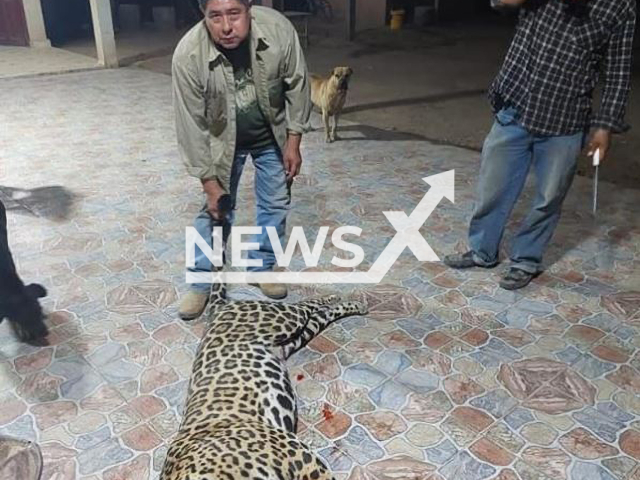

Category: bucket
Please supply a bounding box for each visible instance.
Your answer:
[390,9,404,31]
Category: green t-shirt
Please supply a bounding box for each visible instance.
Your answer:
[219,38,274,151]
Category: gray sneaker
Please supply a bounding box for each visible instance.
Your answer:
[499,268,538,290]
[443,251,498,269]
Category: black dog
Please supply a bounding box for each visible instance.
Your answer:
[0,200,49,343]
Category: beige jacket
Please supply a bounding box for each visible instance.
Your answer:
[171,6,311,191]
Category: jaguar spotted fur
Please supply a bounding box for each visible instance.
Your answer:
[160,281,367,480]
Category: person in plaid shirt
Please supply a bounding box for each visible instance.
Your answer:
[444,0,636,290]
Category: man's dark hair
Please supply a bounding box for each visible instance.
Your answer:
[198,0,251,10]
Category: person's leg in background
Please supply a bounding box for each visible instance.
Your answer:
[248,145,291,299]
[444,107,534,270]
[501,130,584,289]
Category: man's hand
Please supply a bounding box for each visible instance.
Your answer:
[586,128,612,162]
[202,178,225,221]
[283,133,303,181]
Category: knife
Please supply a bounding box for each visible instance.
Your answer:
[592,148,600,216]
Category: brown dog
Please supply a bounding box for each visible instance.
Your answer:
[310,67,353,143]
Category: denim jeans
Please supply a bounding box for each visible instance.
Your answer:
[468,107,585,274]
[188,144,290,293]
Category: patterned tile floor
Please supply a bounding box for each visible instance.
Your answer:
[1,67,640,480]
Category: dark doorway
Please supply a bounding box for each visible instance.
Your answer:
[0,0,29,46]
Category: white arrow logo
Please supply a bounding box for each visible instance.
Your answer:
[186,169,455,284]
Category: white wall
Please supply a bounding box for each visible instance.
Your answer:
[355,0,385,31]
[327,0,386,32]
[21,0,51,47]
[89,0,118,67]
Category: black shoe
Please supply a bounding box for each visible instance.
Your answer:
[443,251,498,269]
[499,268,538,290]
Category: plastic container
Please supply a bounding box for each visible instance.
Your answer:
[390,9,405,31]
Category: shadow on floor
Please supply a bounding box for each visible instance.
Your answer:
[313,124,431,142]
[341,89,487,115]
[498,177,638,270]
[312,123,482,149]
[0,186,77,221]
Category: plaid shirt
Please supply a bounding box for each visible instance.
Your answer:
[489,0,636,136]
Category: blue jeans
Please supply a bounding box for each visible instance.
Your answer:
[468,107,585,274]
[189,145,290,293]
